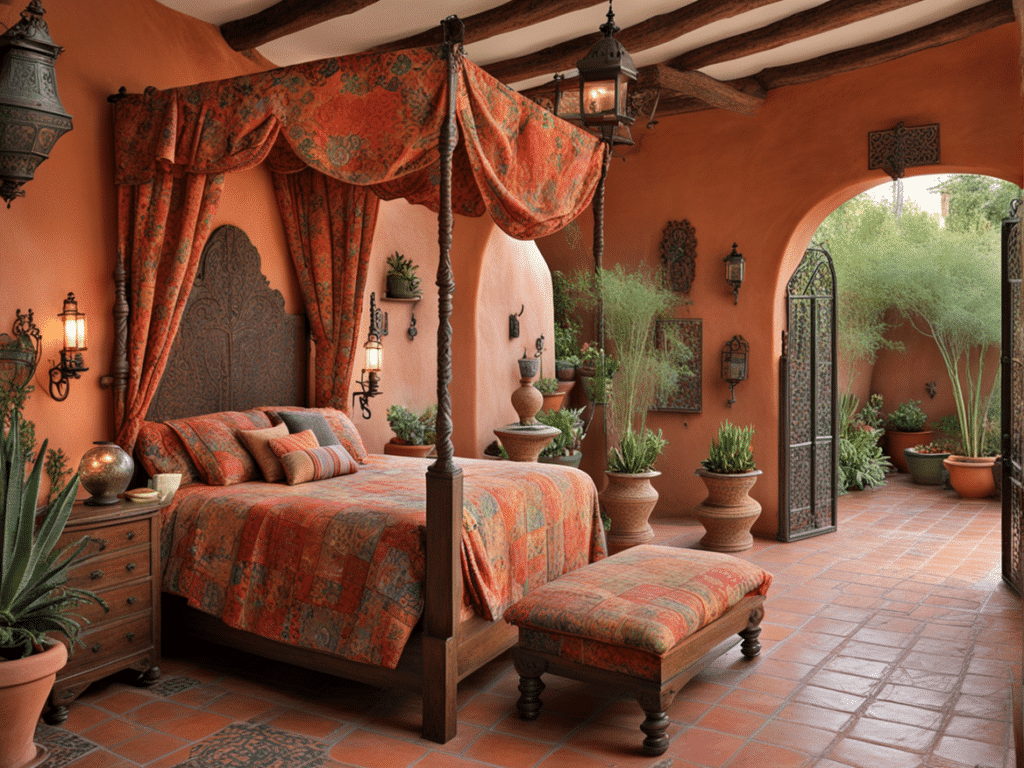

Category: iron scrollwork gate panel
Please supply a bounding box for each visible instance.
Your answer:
[780,246,838,541]
[1001,200,1023,595]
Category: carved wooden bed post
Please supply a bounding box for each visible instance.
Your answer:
[422,15,464,744]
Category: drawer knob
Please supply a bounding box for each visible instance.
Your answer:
[127,596,137,606]
[126,531,136,541]
[91,537,108,552]
[90,570,104,581]
[126,632,136,642]
[125,562,137,573]
[91,643,102,653]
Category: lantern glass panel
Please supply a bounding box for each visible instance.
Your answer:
[365,340,382,372]
[726,259,744,283]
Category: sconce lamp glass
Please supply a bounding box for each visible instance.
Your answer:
[721,334,749,407]
[48,291,88,401]
[364,338,382,372]
[724,243,745,305]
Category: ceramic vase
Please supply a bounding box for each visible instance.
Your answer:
[600,470,660,554]
[692,469,762,552]
[79,441,133,506]
[903,448,950,486]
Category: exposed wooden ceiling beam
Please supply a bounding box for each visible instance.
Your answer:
[649,0,1013,117]
[370,0,598,53]
[221,0,379,51]
[755,0,1013,90]
[484,0,781,85]
[667,0,928,72]
[637,64,764,115]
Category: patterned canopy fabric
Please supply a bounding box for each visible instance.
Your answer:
[111,44,604,450]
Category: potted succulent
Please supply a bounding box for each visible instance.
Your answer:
[536,407,587,469]
[0,413,100,768]
[692,421,762,552]
[385,252,421,299]
[884,400,931,473]
[534,376,565,412]
[904,440,954,486]
[384,404,436,458]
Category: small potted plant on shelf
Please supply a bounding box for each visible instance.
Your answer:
[534,376,564,411]
[692,421,761,552]
[0,413,101,768]
[385,404,436,458]
[884,400,931,473]
[536,407,587,469]
[903,440,954,486]
[385,252,421,299]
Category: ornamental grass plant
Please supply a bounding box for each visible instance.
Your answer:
[701,421,756,474]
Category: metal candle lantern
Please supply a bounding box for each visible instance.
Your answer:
[573,1,636,146]
[721,335,749,407]
[0,0,73,206]
[724,243,745,304]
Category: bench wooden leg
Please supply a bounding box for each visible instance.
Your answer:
[637,688,675,756]
[739,606,764,659]
[513,650,547,721]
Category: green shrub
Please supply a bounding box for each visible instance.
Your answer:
[838,425,891,491]
[887,400,927,432]
[536,407,586,457]
[607,428,667,474]
[534,377,559,395]
[386,404,436,445]
[701,421,755,474]
[386,252,421,295]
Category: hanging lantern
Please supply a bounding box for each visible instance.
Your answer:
[0,0,73,207]
[574,1,636,146]
[724,243,745,304]
[721,335,749,407]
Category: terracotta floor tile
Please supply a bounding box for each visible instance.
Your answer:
[79,717,150,747]
[464,730,554,768]
[695,705,767,737]
[329,728,429,768]
[65,750,137,768]
[459,691,518,728]
[847,717,937,753]
[862,700,944,730]
[153,709,235,741]
[793,685,866,714]
[752,719,835,755]
[60,702,111,733]
[664,725,746,767]
[933,734,1009,767]
[107,729,189,763]
[203,691,279,719]
[827,736,929,768]
[943,714,1011,745]
[92,688,157,715]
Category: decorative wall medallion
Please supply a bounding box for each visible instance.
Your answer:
[660,219,697,294]
[653,318,702,413]
[867,122,940,181]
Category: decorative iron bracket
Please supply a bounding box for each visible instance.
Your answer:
[868,121,940,181]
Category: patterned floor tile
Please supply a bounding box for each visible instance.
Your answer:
[172,722,325,768]
[33,724,96,767]
[150,675,207,698]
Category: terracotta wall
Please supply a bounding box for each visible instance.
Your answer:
[538,24,1023,537]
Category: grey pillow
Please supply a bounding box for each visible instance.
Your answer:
[276,410,341,448]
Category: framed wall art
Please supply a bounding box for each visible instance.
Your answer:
[653,318,702,413]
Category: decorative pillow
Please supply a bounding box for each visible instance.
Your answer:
[275,410,340,449]
[268,428,319,459]
[279,444,358,485]
[135,421,199,486]
[236,423,290,482]
[166,410,272,486]
[266,407,369,463]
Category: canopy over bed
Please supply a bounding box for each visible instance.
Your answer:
[109,18,605,742]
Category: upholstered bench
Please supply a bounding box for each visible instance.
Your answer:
[503,545,771,756]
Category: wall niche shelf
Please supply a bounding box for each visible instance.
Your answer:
[381,296,420,340]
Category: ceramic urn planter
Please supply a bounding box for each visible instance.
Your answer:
[903,448,950,486]
[383,440,433,458]
[599,470,660,554]
[885,430,933,473]
[0,642,68,768]
[943,455,998,498]
[692,468,762,552]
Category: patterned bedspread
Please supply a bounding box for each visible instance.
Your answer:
[161,455,605,668]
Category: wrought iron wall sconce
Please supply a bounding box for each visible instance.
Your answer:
[925,380,937,398]
[0,307,40,397]
[48,291,87,401]
[0,0,73,207]
[509,305,524,339]
[724,243,745,305]
[721,335,748,407]
[353,292,387,419]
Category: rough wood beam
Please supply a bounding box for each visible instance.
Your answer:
[371,0,597,53]
[637,64,764,115]
[221,0,380,51]
[486,0,781,85]
[755,0,1014,90]
[668,0,927,72]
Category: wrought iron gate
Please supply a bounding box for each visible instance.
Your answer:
[780,246,838,541]
[1002,200,1023,595]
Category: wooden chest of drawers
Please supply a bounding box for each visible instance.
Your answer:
[45,498,163,725]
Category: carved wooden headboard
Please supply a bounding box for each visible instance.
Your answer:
[146,225,308,421]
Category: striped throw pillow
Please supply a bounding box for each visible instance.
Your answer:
[279,444,359,485]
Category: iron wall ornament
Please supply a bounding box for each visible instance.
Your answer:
[0,306,40,396]
[724,243,745,304]
[721,335,748,407]
[660,220,697,294]
[0,0,73,206]
[653,318,702,413]
[867,121,940,181]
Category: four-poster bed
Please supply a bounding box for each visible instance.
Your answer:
[106,19,606,742]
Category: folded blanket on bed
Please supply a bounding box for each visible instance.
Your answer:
[161,454,605,668]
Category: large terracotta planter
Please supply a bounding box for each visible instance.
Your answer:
[539,391,566,412]
[903,448,950,486]
[943,455,998,498]
[599,471,660,554]
[885,430,932,473]
[383,440,433,458]
[0,642,67,768]
[692,469,762,552]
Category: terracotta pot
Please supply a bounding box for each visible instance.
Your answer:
[692,468,762,552]
[555,379,575,396]
[943,455,998,498]
[383,440,433,458]
[885,430,932,473]
[600,471,660,554]
[903,448,950,486]
[554,361,576,381]
[540,391,566,412]
[538,450,583,469]
[0,642,67,768]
